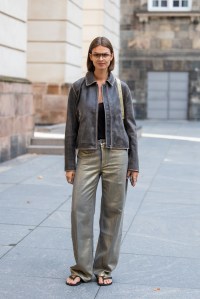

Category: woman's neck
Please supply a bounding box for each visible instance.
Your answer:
[94,70,108,83]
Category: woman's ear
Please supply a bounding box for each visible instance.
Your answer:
[89,53,93,62]
[110,53,114,63]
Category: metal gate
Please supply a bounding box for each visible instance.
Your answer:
[147,72,188,119]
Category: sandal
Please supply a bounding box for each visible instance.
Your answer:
[96,275,112,286]
[66,275,83,286]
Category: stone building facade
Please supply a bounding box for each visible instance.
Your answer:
[0,0,120,162]
[120,0,200,119]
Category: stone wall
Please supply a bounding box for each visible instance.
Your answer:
[120,0,200,119]
[193,0,200,10]
[0,78,34,162]
[122,59,200,119]
[32,82,70,125]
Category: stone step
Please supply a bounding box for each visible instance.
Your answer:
[31,137,64,146]
[27,145,64,155]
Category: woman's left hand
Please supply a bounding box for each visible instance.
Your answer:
[127,170,139,187]
[65,170,75,184]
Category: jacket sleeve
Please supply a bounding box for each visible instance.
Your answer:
[123,83,139,171]
[64,85,79,171]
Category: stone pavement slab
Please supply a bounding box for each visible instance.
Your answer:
[0,184,70,210]
[0,207,52,226]
[0,275,99,299]
[0,155,63,184]
[39,210,71,229]
[0,184,13,192]
[0,224,34,247]
[1,120,200,298]
[121,202,200,258]
[145,190,200,205]
[96,284,200,299]
[17,227,71,250]
[0,246,71,278]
[0,246,11,258]
[115,253,200,289]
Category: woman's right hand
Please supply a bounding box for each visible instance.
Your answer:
[65,171,75,184]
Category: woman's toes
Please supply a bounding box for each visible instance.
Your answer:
[105,279,112,284]
[66,276,80,285]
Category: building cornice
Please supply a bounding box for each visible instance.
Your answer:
[136,11,200,24]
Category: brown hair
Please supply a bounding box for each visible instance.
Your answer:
[87,36,115,73]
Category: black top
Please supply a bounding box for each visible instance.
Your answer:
[98,102,105,140]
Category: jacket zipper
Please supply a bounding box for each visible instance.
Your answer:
[95,83,98,149]
[102,85,108,147]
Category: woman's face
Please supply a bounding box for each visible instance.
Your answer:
[89,45,113,71]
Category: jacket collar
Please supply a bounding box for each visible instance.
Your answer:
[85,71,115,87]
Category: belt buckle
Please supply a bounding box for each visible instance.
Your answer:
[99,139,106,146]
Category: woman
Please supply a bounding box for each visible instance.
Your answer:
[65,36,139,286]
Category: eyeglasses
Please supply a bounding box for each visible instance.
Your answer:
[90,53,112,59]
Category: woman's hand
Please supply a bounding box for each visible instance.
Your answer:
[127,170,139,187]
[65,171,75,184]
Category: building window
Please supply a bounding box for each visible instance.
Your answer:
[148,0,192,11]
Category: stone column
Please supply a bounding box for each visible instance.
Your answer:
[27,0,83,124]
[82,0,120,76]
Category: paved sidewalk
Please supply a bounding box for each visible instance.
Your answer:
[1,120,200,299]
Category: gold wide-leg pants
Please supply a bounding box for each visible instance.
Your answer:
[70,141,128,282]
